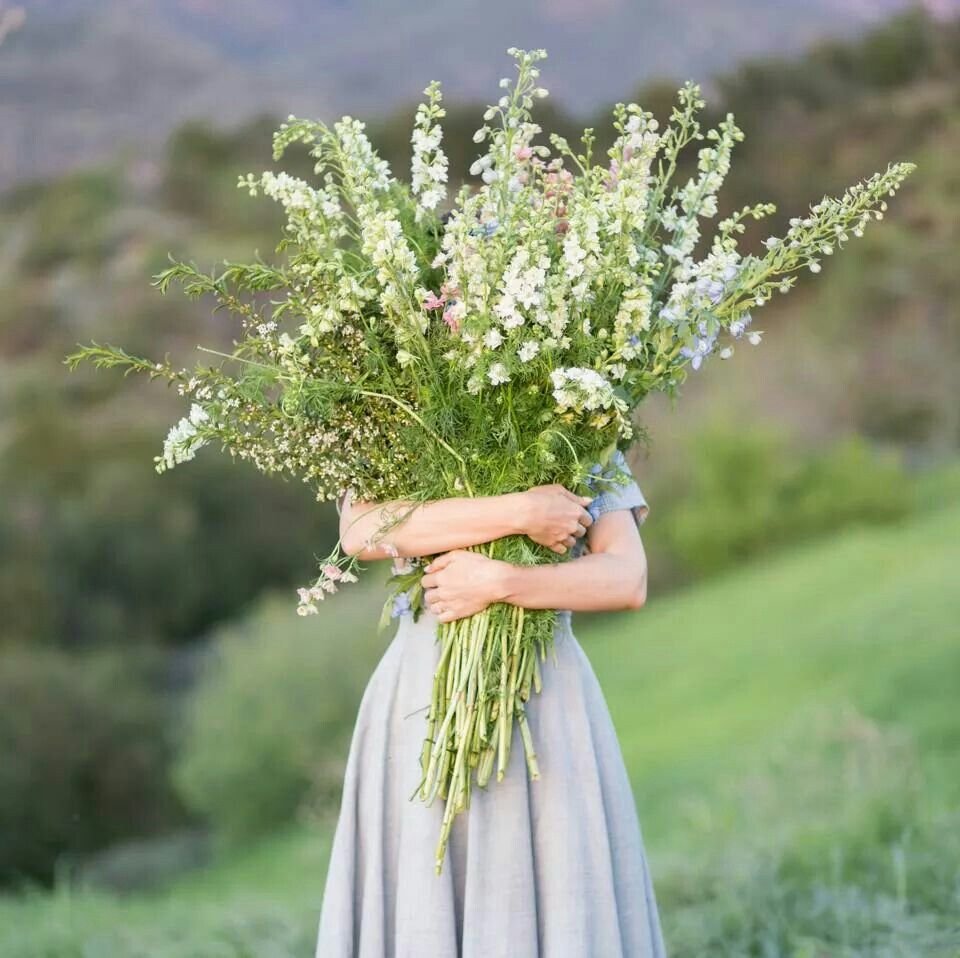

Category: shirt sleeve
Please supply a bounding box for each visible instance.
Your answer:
[585,448,649,529]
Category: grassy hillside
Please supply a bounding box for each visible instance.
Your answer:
[3,501,957,956]
[597,492,960,824]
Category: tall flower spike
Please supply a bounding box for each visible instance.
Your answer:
[411,81,448,221]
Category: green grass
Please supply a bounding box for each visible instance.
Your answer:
[589,497,960,834]
[2,503,959,956]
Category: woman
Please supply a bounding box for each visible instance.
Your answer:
[316,449,667,957]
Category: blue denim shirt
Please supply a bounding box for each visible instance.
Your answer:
[558,448,649,627]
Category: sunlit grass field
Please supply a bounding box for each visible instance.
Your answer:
[3,502,959,956]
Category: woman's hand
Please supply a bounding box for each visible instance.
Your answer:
[511,485,594,554]
[421,550,511,623]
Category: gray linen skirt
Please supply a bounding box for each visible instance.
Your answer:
[315,606,667,957]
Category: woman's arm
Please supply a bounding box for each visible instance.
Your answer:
[498,509,647,611]
[339,485,595,561]
[420,509,647,622]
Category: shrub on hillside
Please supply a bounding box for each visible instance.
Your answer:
[647,428,911,580]
[0,442,336,647]
[0,647,183,884]
[173,583,389,844]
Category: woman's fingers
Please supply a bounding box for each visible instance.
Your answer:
[424,550,460,574]
[561,487,594,509]
[429,598,475,623]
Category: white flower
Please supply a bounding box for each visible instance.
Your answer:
[483,328,503,349]
[517,341,540,362]
[410,82,448,219]
[333,116,392,194]
[550,367,608,410]
[487,362,510,385]
[563,233,586,280]
[359,205,418,312]
[155,404,210,474]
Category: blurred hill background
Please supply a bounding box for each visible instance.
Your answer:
[1,4,959,956]
[2,0,960,187]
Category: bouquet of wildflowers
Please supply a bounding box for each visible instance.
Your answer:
[68,48,914,871]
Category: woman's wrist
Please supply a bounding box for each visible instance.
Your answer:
[490,559,524,605]
[500,490,531,537]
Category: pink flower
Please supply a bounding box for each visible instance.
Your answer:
[322,563,343,581]
[443,309,461,334]
[514,145,534,161]
[544,169,573,199]
[422,291,447,311]
[605,159,620,191]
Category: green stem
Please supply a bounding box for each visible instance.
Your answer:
[355,388,473,494]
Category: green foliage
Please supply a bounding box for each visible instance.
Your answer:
[0,647,183,884]
[655,708,960,956]
[0,440,336,647]
[161,118,283,235]
[172,583,389,844]
[648,427,910,579]
[20,170,120,271]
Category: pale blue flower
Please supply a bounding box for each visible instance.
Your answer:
[583,460,615,497]
[469,218,499,238]
[695,276,725,305]
[729,312,753,338]
[680,321,718,371]
[391,592,412,618]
